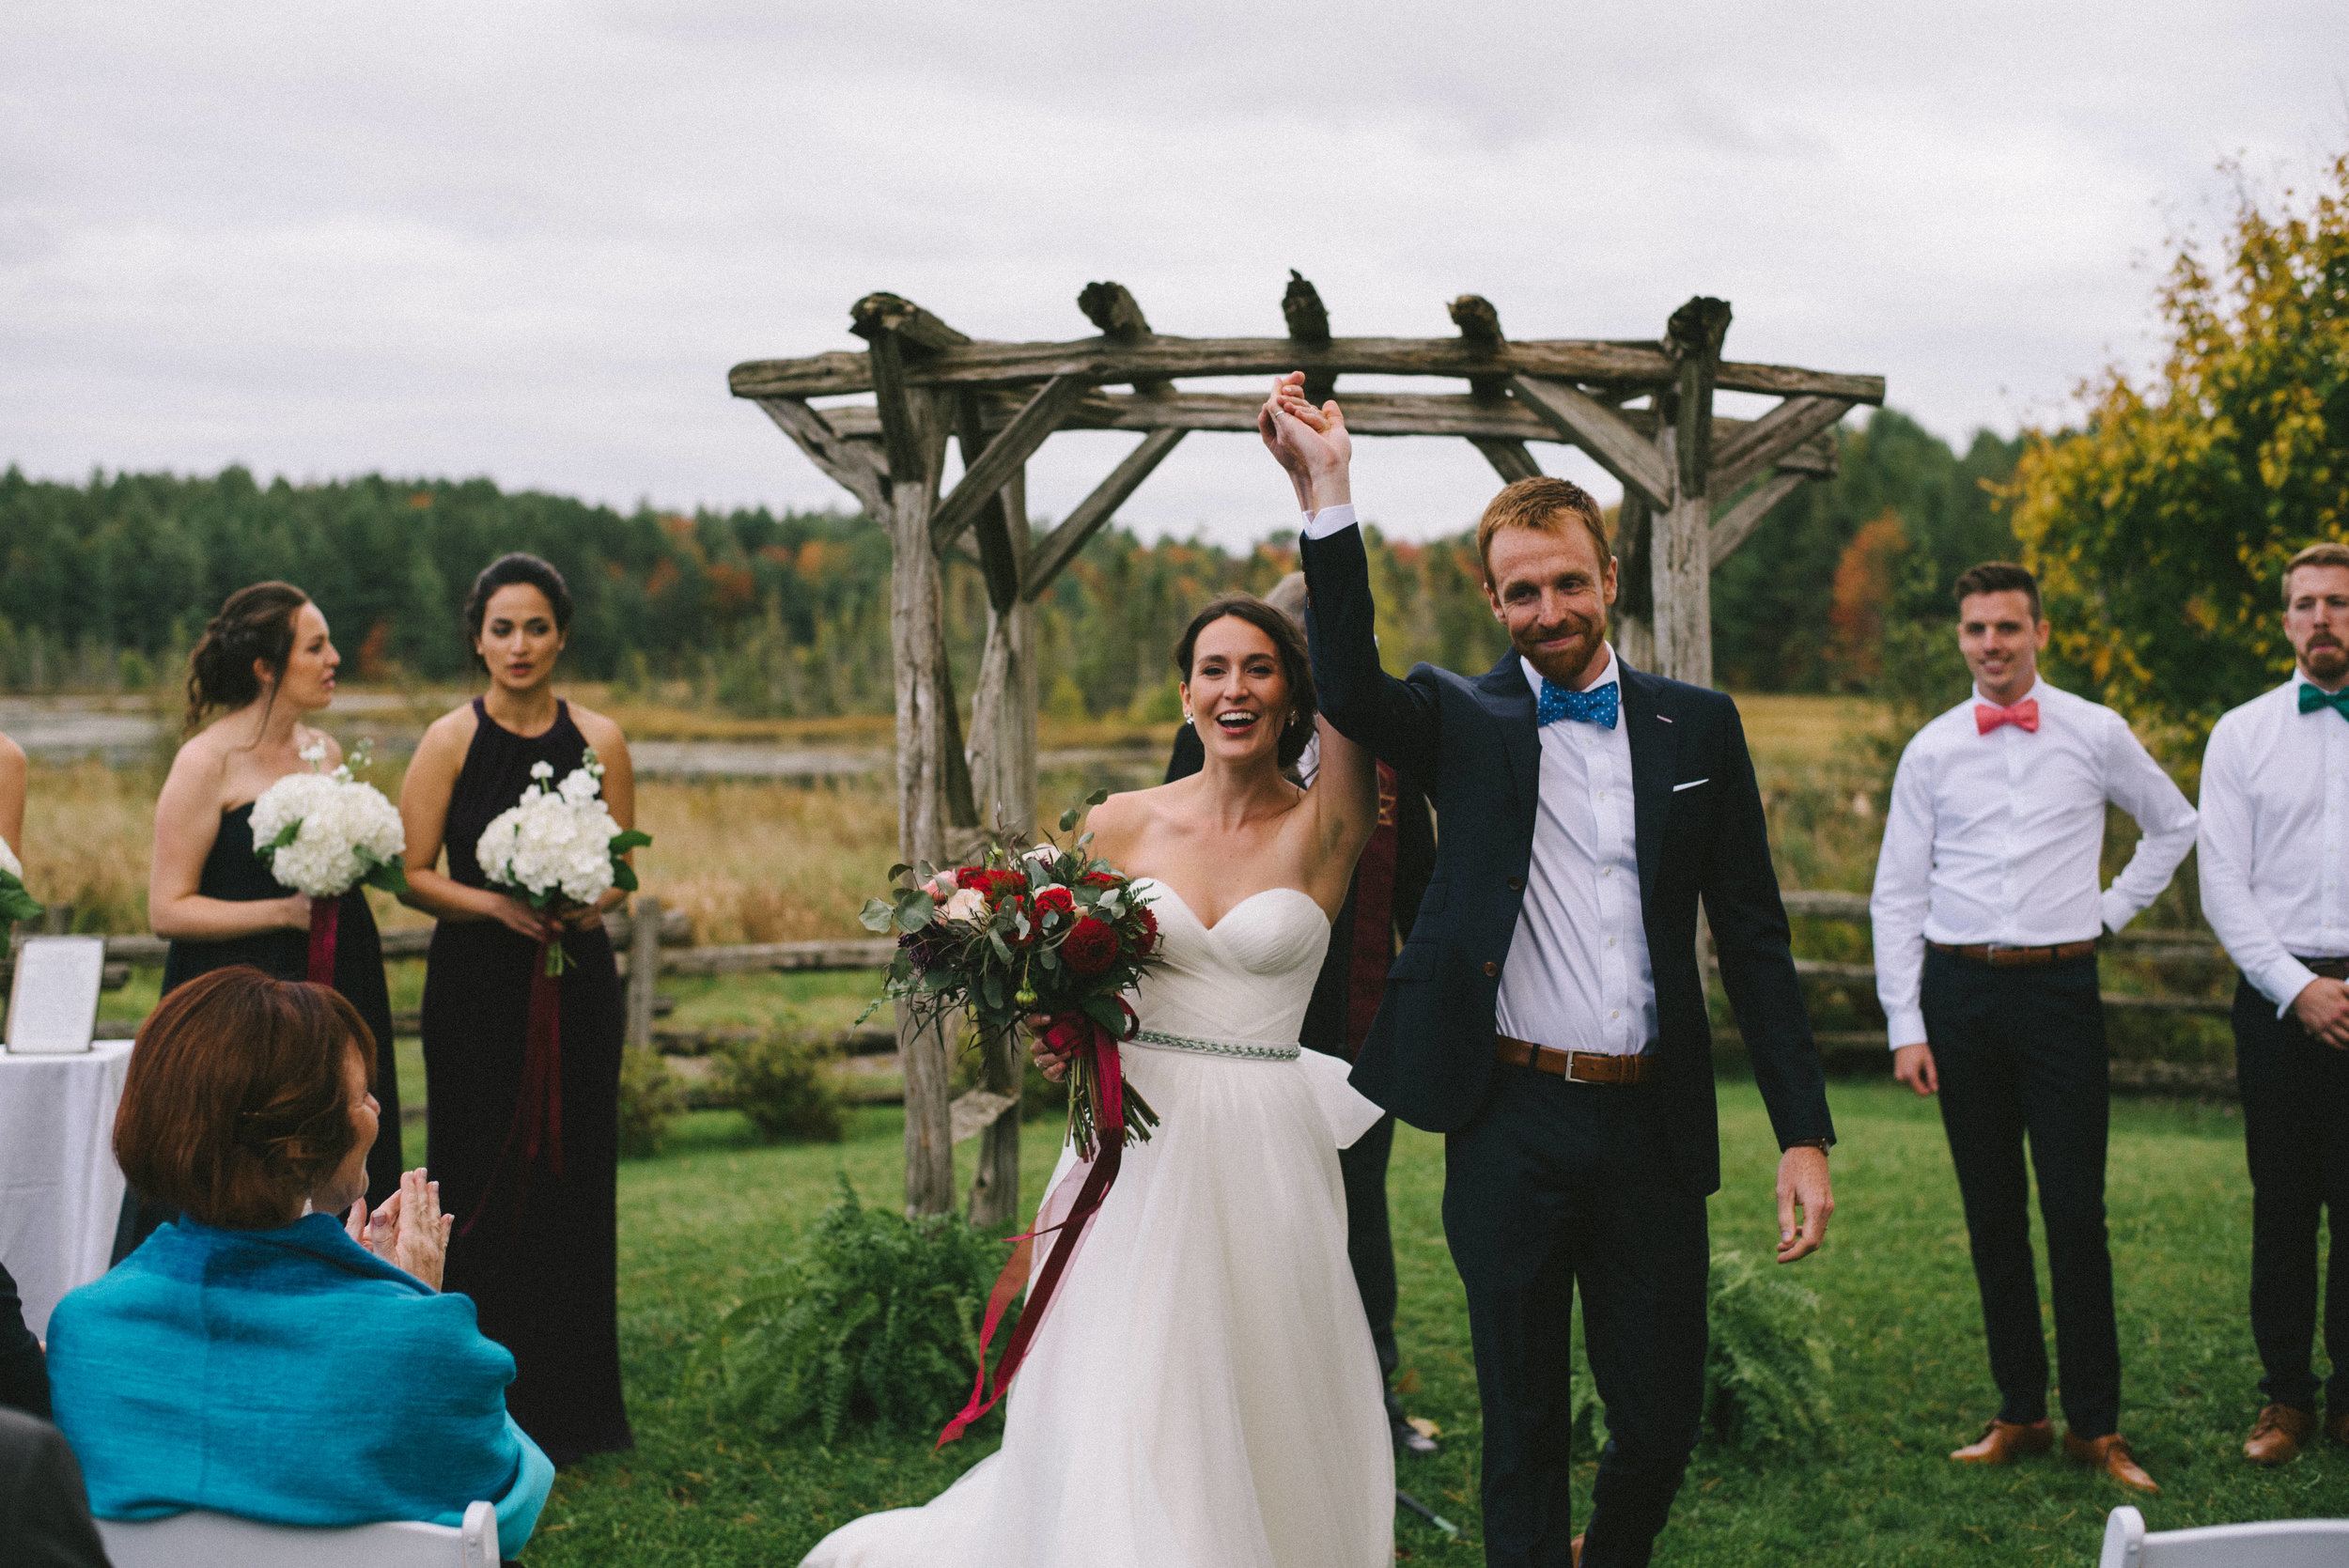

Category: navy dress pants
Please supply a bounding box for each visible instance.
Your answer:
[1443,1063,1707,1568]
[2231,978,2349,1413]
[1922,947,2122,1437]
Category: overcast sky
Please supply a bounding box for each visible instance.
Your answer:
[5,3,2345,547]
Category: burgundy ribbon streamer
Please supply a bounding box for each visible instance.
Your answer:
[937,1001,1134,1448]
[305,895,339,986]
[459,935,567,1236]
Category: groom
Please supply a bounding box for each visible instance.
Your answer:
[1265,377,1835,1568]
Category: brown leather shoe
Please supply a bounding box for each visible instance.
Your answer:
[1951,1418,2054,1463]
[2245,1405,2315,1465]
[2064,1430,2159,1493]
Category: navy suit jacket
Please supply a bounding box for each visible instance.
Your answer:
[1301,523,1833,1195]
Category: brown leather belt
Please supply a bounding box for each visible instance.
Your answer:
[2300,956,2349,981]
[1927,939,2099,968]
[1496,1035,1656,1085]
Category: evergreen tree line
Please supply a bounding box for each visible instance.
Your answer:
[0,411,2014,714]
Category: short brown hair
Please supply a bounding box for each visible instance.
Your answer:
[2282,542,2349,605]
[1952,562,2042,621]
[1172,594,1317,769]
[114,967,377,1230]
[1475,477,1610,585]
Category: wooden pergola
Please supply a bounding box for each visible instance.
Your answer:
[729,279,1884,1220]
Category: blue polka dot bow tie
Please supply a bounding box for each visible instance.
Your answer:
[1537,678,1619,729]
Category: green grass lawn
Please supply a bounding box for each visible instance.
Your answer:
[485,1075,2340,1566]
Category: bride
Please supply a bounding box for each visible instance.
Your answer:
[802,595,1395,1568]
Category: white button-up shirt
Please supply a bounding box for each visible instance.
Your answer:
[2198,675,2349,1014]
[1301,502,1654,1055]
[1870,677,2198,1046]
[1491,646,1655,1056]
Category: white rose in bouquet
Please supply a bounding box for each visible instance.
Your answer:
[474,750,651,974]
[0,833,39,924]
[251,741,408,899]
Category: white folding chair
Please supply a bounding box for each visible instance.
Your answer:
[97,1499,498,1567]
[2099,1504,2349,1566]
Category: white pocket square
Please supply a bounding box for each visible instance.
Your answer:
[1672,777,1709,792]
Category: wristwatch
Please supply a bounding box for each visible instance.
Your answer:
[1781,1138,1831,1155]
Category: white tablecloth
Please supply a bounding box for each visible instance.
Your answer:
[0,1039,134,1340]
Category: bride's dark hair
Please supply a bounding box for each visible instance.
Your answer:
[1172,595,1317,769]
[184,582,311,735]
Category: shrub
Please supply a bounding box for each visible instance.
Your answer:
[1571,1250,1833,1454]
[715,1028,845,1143]
[694,1174,1012,1440]
[616,1047,684,1158]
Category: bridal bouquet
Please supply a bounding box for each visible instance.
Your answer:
[861,790,1161,1160]
[252,740,408,983]
[474,750,651,976]
[0,835,42,924]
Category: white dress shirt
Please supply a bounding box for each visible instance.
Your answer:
[1301,503,1654,1055]
[2198,675,2349,1013]
[1870,677,2198,1047]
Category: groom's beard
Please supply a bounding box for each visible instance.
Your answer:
[1517,608,1609,690]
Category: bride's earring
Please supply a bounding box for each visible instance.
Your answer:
[1182,707,1193,726]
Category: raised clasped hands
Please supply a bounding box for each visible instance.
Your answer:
[1774,1145,1833,1265]
[1257,373,1353,513]
[346,1166,454,1291]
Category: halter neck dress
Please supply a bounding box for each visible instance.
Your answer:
[112,800,403,1262]
[422,697,633,1464]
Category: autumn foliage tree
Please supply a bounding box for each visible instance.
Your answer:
[2011,152,2349,760]
[1825,511,1910,689]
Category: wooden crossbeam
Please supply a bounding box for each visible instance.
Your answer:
[1470,438,1543,484]
[1076,281,1174,397]
[1708,470,1810,562]
[1021,429,1187,602]
[930,374,1084,553]
[1508,374,1676,513]
[754,398,888,517]
[822,388,1775,448]
[1709,395,1853,497]
[849,291,971,352]
[730,337,1887,405]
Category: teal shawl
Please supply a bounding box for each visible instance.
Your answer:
[47,1214,552,1560]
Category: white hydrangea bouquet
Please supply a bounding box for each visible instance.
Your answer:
[252,740,409,900]
[474,750,650,975]
[0,835,42,924]
[251,739,409,984]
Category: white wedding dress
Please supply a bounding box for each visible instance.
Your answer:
[801,878,1395,1568]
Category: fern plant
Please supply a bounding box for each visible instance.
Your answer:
[1569,1249,1833,1454]
[694,1174,1013,1441]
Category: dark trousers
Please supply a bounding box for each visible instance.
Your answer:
[1922,947,2120,1436]
[1340,1110,1404,1419]
[2232,979,2349,1412]
[1443,1065,1708,1568]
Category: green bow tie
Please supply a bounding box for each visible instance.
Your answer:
[2298,684,2349,720]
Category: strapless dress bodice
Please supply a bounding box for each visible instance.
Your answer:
[1128,878,1330,1047]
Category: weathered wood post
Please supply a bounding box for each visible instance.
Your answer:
[852,293,968,1217]
[1648,296,1731,687]
[625,895,661,1050]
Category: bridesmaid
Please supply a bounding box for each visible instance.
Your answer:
[399,552,636,1464]
[127,582,403,1256]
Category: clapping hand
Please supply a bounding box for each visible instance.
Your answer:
[347,1167,454,1291]
[1257,373,1352,513]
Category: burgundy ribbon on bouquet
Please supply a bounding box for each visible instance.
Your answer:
[459,936,567,1237]
[937,999,1138,1448]
[305,895,339,986]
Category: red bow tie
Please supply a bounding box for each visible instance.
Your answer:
[1975,698,2040,736]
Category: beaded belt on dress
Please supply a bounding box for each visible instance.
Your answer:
[1131,1028,1300,1062]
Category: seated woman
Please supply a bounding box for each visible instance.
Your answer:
[46,966,552,1560]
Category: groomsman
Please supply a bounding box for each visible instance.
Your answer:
[1871,561,2196,1493]
[2198,541,2349,1465]
[1164,572,1441,1455]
